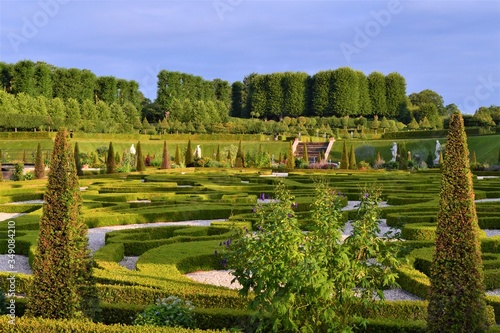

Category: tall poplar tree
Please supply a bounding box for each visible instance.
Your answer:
[385,72,407,118]
[427,112,488,332]
[27,129,98,320]
[367,72,387,116]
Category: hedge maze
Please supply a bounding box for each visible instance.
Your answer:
[1,169,500,332]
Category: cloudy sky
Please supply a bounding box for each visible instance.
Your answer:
[1,0,499,114]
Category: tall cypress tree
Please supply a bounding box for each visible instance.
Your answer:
[340,141,349,169]
[106,142,116,174]
[136,141,145,171]
[34,143,45,179]
[27,129,98,320]
[303,143,309,164]
[185,139,194,167]
[161,141,171,169]
[427,112,488,332]
[74,142,83,176]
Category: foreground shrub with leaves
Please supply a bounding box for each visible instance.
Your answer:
[133,296,196,329]
[226,180,406,333]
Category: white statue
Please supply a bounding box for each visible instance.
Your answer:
[433,140,441,164]
[194,145,202,159]
[130,144,136,155]
[390,142,397,162]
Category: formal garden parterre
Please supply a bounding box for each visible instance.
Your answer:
[0,131,500,332]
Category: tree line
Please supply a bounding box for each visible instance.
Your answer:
[225,68,407,120]
[0,60,142,108]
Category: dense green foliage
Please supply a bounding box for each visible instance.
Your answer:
[227,181,405,332]
[106,142,116,174]
[26,129,98,320]
[427,112,489,332]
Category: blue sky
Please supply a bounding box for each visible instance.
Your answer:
[1,0,499,114]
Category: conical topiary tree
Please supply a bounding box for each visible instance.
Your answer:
[185,139,194,167]
[303,143,309,165]
[161,141,171,169]
[0,150,3,181]
[286,141,295,169]
[348,145,357,170]
[27,128,98,320]
[340,141,349,169]
[397,143,408,170]
[427,112,488,332]
[73,143,83,176]
[175,144,182,166]
[235,140,245,168]
[216,144,221,162]
[471,150,477,164]
[106,142,116,174]
[136,141,145,171]
[34,143,45,179]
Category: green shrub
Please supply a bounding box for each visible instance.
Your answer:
[133,296,196,329]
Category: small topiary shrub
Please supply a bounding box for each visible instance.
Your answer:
[133,296,196,328]
[12,163,24,181]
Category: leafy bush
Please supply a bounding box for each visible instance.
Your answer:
[133,296,196,328]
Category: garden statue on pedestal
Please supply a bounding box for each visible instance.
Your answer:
[194,145,202,159]
[390,142,397,162]
[434,140,441,165]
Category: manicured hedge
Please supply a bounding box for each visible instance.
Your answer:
[0,316,226,332]
[0,204,41,213]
